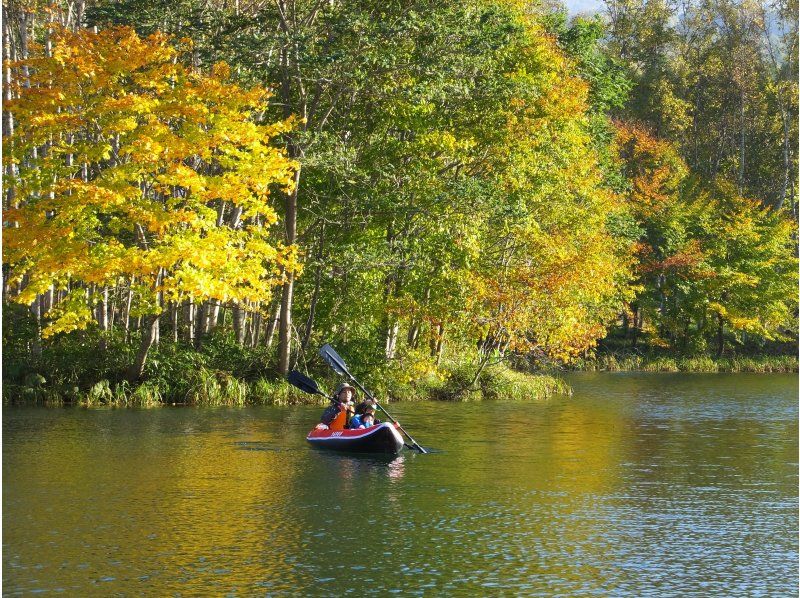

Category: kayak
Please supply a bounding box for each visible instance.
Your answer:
[306,422,405,454]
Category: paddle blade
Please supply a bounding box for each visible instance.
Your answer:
[287,370,325,396]
[319,343,349,376]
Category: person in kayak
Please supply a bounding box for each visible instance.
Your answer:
[317,383,356,430]
[355,398,378,417]
[349,406,377,429]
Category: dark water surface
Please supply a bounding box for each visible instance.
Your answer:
[3,373,798,595]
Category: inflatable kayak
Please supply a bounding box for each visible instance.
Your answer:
[306,422,405,454]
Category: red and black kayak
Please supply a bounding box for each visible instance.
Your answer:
[306,422,405,454]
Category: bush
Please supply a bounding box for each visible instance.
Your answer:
[183,367,248,406]
[478,365,570,401]
[678,356,718,372]
[83,379,114,406]
[641,357,680,372]
[374,351,571,402]
[2,329,577,407]
[123,381,164,407]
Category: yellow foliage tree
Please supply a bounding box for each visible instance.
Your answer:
[464,17,633,377]
[3,26,299,379]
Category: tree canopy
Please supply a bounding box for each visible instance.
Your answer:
[1,0,796,395]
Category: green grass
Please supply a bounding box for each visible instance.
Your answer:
[573,353,798,373]
[248,377,328,406]
[5,344,793,408]
[183,368,248,406]
[474,366,571,401]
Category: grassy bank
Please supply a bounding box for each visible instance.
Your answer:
[2,367,569,408]
[2,336,569,407]
[571,353,798,373]
[2,375,328,408]
[4,330,793,408]
[3,362,338,408]
[367,358,571,403]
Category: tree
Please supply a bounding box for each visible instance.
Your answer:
[615,122,797,353]
[603,0,799,209]
[86,0,636,374]
[687,179,797,355]
[3,26,299,379]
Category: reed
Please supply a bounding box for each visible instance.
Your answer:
[397,358,571,402]
[7,334,791,409]
[184,368,248,406]
[249,378,327,406]
[574,353,797,373]
[477,366,571,401]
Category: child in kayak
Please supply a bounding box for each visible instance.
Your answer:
[316,383,356,430]
[349,406,377,429]
[355,398,378,417]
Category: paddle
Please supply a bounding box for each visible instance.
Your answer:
[287,370,333,401]
[319,343,428,454]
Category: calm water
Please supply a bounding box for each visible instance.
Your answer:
[3,373,798,596]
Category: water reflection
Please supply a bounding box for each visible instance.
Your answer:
[3,374,797,595]
[233,441,290,452]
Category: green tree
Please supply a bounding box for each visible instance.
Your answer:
[614,123,797,354]
[687,179,798,355]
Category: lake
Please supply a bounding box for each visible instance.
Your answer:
[3,373,797,595]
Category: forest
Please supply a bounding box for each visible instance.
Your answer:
[2,0,797,405]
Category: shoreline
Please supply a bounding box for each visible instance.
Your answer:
[4,353,795,409]
[567,353,798,374]
[2,364,571,408]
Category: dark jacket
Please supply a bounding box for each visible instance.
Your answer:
[320,404,341,426]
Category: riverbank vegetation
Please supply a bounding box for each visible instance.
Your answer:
[571,351,798,373]
[3,0,796,406]
[3,324,569,405]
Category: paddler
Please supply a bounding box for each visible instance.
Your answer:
[317,383,356,430]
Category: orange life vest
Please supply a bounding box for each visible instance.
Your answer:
[328,403,354,431]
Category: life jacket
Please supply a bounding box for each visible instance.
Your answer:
[320,404,339,426]
[329,405,347,430]
[328,402,354,431]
